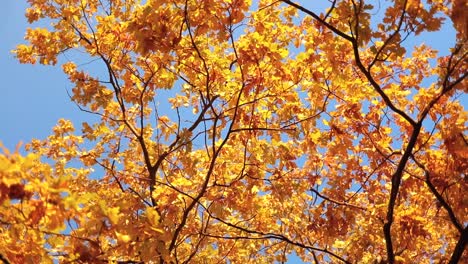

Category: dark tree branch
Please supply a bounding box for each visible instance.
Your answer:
[449,226,468,264]
[410,157,463,233]
[280,0,353,42]
[0,254,10,264]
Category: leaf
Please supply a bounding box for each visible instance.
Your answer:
[115,231,132,243]
[5,0,466,263]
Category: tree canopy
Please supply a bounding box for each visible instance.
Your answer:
[2,0,467,263]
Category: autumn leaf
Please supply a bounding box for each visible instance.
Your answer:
[4,0,467,263]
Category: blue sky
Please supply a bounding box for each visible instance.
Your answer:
[0,1,89,151]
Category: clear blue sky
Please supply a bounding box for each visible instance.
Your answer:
[0,1,89,151]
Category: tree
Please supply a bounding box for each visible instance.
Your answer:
[2,0,466,263]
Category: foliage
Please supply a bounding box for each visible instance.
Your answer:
[3,0,467,263]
